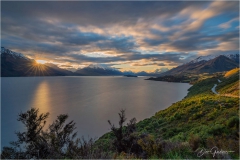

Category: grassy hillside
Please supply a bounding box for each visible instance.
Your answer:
[224,68,239,78]
[217,68,239,96]
[98,72,239,159]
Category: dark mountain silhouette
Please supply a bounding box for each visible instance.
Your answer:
[75,65,123,76]
[161,54,239,76]
[1,47,74,77]
[44,63,75,76]
[0,48,167,77]
[2,47,238,77]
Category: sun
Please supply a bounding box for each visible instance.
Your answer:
[36,60,47,64]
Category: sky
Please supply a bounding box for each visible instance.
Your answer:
[1,1,239,72]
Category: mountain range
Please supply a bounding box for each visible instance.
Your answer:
[0,48,161,77]
[1,47,75,77]
[1,47,239,77]
[161,54,239,76]
[75,64,123,76]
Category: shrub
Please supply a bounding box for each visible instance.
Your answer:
[208,124,226,136]
[1,108,109,159]
[160,140,194,159]
[108,109,143,157]
[137,135,162,157]
[227,116,239,128]
[188,134,201,151]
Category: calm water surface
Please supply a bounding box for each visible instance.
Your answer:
[1,76,191,148]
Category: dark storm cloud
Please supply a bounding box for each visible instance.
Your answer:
[1,29,137,58]
[1,35,78,56]
[144,38,167,47]
[67,52,185,64]
[124,52,183,63]
[144,28,239,52]
[2,15,137,54]
[171,29,239,51]
[2,18,107,46]
[58,32,107,46]
[96,36,136,53]
[170,37,218,51]
[141,1,239,52]
[1,1,239,67]
[1,1,208,26]
[215,29,239,41]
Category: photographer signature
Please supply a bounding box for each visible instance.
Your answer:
[195,146,234,157]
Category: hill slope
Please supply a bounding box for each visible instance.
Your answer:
[216,68,240,96]
[162,54,239,76]
[224,68,240,78]
[98,71,239,159]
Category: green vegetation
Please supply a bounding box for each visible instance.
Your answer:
[146,75,190,83]
[217,68,239,96]
[146,72,224,84]
[98,71,239,159]
[224,68,239,78]
[187,72,223,84]
[2,70,239,159]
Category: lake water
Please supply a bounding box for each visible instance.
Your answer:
[1,76,191,148]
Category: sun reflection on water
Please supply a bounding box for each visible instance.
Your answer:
[30,81,53,121]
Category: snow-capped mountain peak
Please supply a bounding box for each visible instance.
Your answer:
[88,64,117,71]
[1,47,29,60]
[189,55,218,64]
[224,54,239,60]
[189,53,239,64]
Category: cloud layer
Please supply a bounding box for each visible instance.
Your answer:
[1,1,239,71]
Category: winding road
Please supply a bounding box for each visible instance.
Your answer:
[211,79,239,98]
[211,84,219,94]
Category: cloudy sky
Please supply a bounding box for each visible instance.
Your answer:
[1,1,239,72]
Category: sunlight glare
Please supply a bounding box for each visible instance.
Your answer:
[36,60,47,64]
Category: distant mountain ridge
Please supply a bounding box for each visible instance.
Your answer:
[2,47,238,77]
[88,64,118,71]
[76,64,165,76]
[44,63,75,76]
[1,47,75,77]
[187,54,239,64]
[1,47,29,60]
[75,64,123,76]
[162,54,239,76]
[1,48,164,77]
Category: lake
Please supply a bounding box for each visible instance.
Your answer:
[1,76,191,148]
